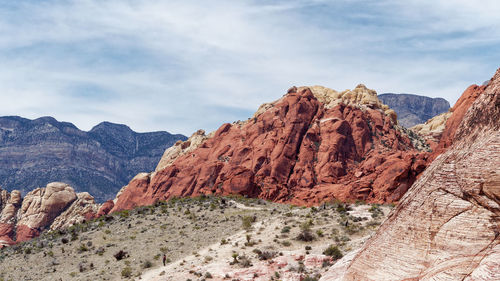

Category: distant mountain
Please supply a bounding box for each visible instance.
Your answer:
[378,93,450,127]
[0,116,186,202]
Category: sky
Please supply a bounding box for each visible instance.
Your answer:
[0,0,499,135]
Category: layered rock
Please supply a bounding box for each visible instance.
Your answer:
[322,68,500,280]
[378,93,450,127]
[0,182,100,245]
[110,84,429,212]
[0,117,186,202]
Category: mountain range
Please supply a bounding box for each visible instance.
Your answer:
[378,93,450,127]
[0,116,186,202]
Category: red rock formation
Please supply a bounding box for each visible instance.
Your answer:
[111,85,429,212]
[97,200,114,217]
[322,68,500,280]
[429,84,486,160]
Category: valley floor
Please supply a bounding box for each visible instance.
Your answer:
[0,196,391,281]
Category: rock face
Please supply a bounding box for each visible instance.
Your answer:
[410,111,452,151]
[111,85,429,212]
[0,182,100,246]
[429,84,486,160]
[378,93,450,127]
[323,69,500,280]
[0,117,186,202]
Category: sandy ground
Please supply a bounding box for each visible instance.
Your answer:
[0,197,392,281]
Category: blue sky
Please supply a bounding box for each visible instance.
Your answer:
[1,0,499,135]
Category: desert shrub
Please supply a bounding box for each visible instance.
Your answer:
[281,226,291,233]
[241,216,255,231]
[121,266,132,277]
[238,255,252,267]
[369,204,383,218]
[323,245,343,260]
[297,222,315,242]
[142,260,153,268]
[114,250,128,261]
[257,250,276,260]
[78,244,88,252]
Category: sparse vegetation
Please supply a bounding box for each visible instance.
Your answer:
[0,196,389,280]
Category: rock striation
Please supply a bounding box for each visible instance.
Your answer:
[378,93,450,127]
[0,117,186,202]
[0,182,100,246]
[322,68,500,280]
[110,84,429,213]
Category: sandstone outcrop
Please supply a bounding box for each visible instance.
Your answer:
[0,188,21,247]
[321,68,500,280]
[0,182,101,245]
[111,84,429,212]
[16,182,78,241]
[410,111,452,150]
[429,84,486,160]
[50,192,99,230]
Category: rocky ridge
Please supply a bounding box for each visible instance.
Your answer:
[109,84,429,213]
[378,93,450,127]
[0,117,186,202]
[321,68,500,280]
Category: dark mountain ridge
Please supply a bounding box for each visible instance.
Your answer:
[0,116,186,202]
[378,93,450,127]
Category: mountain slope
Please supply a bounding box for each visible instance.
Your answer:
[378,93,450,127]
[109,85,429,213]
[0,116,186,202]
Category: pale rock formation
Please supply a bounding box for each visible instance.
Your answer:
[321,68,500,280]
[155,129,211,171]
[50,192,99,230]
[16,182,77,241]
[302,84,398,123]
[0,189,21,247]
[411,111,452,147]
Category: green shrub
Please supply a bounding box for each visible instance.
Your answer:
[281,226,291,233]
[241,216,255,231]
[323,245,343,260]
[121,266,132,278]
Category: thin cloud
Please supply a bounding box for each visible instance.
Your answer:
[0,0,498,135]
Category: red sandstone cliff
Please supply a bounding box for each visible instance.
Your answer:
[321,69,500,281]
[110,85,429,212]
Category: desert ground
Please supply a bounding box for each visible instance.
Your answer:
[0,196,391,281]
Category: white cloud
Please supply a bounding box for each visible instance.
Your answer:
[0,0,498,134]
